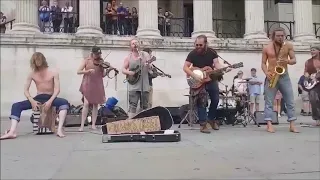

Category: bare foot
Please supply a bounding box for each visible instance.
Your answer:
[267,126,275,133]
[78,127,84,132]
[0,130,17,140]
[90,126,97,130]
[56,130,66,138]
[289,127,300,133]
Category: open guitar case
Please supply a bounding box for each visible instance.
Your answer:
[102,106,181,143]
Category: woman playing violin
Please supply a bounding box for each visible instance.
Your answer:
[77,46,107,131]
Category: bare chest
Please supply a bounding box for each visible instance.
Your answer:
[266,47,289,59]
[314,59,320,70]
[32,73,54,85]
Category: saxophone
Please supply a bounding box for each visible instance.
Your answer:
[269,42,286,88]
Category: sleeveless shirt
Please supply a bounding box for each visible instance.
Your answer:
[128,52,150,92]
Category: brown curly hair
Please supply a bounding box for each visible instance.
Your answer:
[30,52,48,71]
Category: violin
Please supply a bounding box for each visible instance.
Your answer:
[94,58,119,79]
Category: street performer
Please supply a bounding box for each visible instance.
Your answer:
[304,45,320,126]
[122,39,152,118]
[261,28,298,133]
[1,52,70,140]
[77,46,107,131]
[183,35,231,133]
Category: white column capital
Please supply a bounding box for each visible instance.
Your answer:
[293,0,317,42]
[192,0,216,39]
[136,0,162,39]
[243,0,268,41]
[8,0,40,34]
[76,0,103,37]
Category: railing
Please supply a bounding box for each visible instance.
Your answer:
[314,23,320,40]
[157,17,192,38]
[264,20,294,40]
[212,19,245,38]
[103,15,138,36]
[0,19,15,33]
[39,12,79,33]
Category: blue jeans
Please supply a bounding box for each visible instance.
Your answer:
[10,94,69,122]
[198,81,220,124]
[264,72,296,122]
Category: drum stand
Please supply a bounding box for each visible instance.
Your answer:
[178,95,198,128]
[233,80,259,127]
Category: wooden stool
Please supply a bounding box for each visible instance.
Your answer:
[32,106,57,135]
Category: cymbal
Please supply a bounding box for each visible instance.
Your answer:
[184,94,190,96]
[243,78,252,81]
[238,81,250,83]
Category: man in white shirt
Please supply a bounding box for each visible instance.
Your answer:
[61,2,73,33]
[248,68,263,114]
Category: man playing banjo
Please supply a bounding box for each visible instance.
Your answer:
[122,39,153,118]
[183,35,232,133]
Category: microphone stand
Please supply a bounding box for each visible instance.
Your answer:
[212,50,232,66]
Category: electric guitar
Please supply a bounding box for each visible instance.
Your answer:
[304,70,320,91]
[187,62,244,89]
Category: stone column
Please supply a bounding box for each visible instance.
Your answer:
[192,0,216,39]
[76,0,102,36]
[136,0,161,38]
[8,0,40,34]
[243,0,268,40]
[293,0,317,41]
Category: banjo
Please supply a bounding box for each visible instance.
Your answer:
[187,62,243,89]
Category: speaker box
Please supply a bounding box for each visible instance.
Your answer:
[254,111,279,125]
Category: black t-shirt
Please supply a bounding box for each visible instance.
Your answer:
[186,48,218,68]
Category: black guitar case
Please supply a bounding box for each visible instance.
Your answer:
[102,106,181,143]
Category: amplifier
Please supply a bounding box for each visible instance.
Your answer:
[254,111,279,125]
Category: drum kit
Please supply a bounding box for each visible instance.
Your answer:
[178,78,258,128]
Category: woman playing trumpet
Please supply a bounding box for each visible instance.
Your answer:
[77,46,107,131]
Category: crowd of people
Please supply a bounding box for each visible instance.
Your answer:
[1,0,177,36]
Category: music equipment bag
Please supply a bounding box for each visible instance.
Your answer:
[64,104,89,127]
[95,105,128,125]
[254,111,279,125]
[102,106,181,143]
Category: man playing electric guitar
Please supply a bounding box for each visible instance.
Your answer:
[183,35,232,133]
[122,39,153,118]
[304,45,320,126]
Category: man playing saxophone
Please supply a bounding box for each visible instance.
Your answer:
[261,27,298,133]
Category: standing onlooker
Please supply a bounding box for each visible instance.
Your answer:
[124,7,131,35]
[39,0,51,32]
[248,68,263,115]
[164,11,174,36]
[158,8,165,36]
[298,72,311,116]
[51,1,62,33]
[0,12,7,33]
[131,7,138,35]
[61,2,74,33]
[117,2,126,35]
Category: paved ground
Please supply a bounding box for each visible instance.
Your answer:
[1,115,319,180]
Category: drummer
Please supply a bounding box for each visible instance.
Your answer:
[233,70,247,95]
